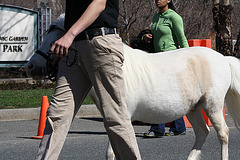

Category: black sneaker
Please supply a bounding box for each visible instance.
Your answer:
[143,130,164,138]
[165,131,186,136]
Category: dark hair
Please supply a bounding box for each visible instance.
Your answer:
[168,1,176,11]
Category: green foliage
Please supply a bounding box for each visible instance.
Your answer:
[0,89,94,109]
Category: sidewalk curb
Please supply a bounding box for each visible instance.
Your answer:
[0,104,101,121]
[0,78,52,84]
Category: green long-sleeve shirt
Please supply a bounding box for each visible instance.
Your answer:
[151,9,189,52]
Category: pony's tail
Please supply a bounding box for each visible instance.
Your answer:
[225,57,240,131]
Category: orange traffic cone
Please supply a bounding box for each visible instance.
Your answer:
[32,96,49,139]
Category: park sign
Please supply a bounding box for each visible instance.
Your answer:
[0,5,38,67]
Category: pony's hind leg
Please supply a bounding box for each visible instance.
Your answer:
[186,106,210,160]
[204,104,229,160]
[106,142,115,160]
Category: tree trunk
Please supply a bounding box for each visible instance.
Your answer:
[212,1,233,56]
[233,30,240,57]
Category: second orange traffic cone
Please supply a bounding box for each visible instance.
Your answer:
[32,96,49,139]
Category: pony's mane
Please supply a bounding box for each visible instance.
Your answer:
[123,44,156,93]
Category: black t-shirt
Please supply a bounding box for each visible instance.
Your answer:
[64,0,119,32]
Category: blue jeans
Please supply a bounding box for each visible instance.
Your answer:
[150,117,186,133]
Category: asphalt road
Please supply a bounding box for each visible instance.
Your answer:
[0,114,239,160]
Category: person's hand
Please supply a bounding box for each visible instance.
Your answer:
[143,34,153,43]
[50,32,75,57]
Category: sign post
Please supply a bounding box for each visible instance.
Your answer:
[0,5,38,67]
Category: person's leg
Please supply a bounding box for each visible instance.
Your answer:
[81,34,141,160]
[35,47,92,160]
[167,117,186,136]
[150,124,165,133]
[143,124,165,138]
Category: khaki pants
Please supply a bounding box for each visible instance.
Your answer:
[36,34,141,160]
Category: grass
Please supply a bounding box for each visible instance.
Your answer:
[0,89,94,109]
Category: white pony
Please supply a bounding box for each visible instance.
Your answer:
[26,16,240,160]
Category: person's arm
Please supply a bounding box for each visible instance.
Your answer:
[51,0,107,57]
[171,15,189,48]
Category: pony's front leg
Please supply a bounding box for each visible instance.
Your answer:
[106,142,115,160]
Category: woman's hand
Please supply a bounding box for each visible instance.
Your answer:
[143,34,153,43]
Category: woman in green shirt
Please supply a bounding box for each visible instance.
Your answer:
[143,0,188,138]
